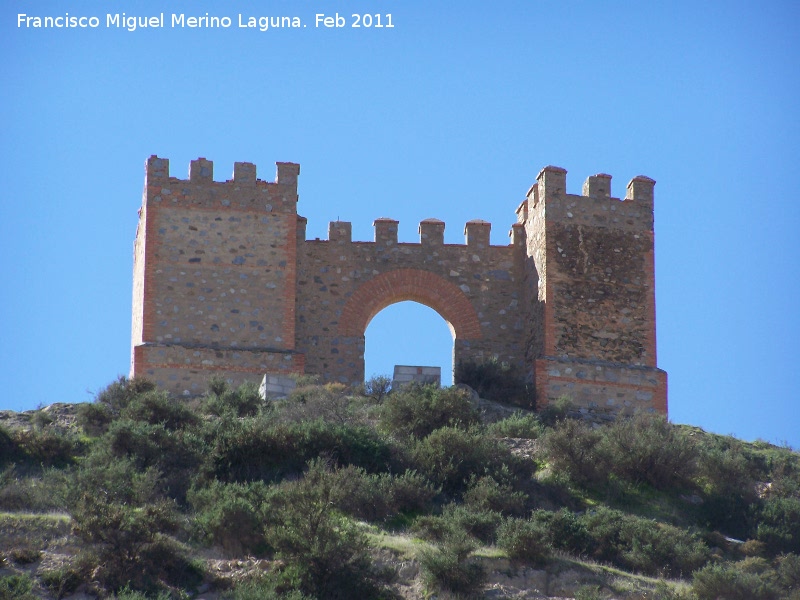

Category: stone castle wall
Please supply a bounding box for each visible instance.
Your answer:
[131,156,667,414]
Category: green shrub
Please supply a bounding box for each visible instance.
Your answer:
[188,480,272,555]
[105,418,201,501]
[757,496,800,554]
[91,377,157,422]
[463,474,527,516]
[0,574,36,600]
[496,517,551,566]
[388,469,440,515]
[121,389,198,430]
[206,417,391,483]
[223,575,313,599]
[40,566,84,599]
[696,437,759,537]
[266,461,388,599]
[327,464,395,521]
[778,553,800,594]
[455,358,531,407]
[9,546,40,564]
[0,426,16,466]
[277,382,358,425]
[419,529,487,598]
[72,496,182,589]
[486,412,543,439]
[111,585,172,599]
[602,412,697,490]
[76,401,113,435]
[692,560,779,600]
[543,418,606,486]
[530,508,593,556]
[413,504,502,545]
[69,455,202,595]
[617,517,709,577]
[538,395,575,425]
[410,426,530,496]
[363,375,392,403]
[579,507,709,577]
[68,454,163,508]
[380,384,479,439]
[11,427,82,467]
[203,380,264,418]
[0,466,69,512]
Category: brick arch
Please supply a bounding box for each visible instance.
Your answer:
[339,268,482,339]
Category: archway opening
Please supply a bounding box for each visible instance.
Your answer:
[364,301,454,386]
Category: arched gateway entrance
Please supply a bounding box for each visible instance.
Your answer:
[338,269,483,383]
[339,269,482,339]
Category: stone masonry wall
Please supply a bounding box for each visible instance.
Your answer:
[295,219,525,385]
[131,156,667,415]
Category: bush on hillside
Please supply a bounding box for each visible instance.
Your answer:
[363,375,392,403]
[602,412,697,490]
[380,383,479,439]
[105,418,202,501]
[695,438,760,537]
[222,575,313,600]
[325,464,438,521]
[486,412,543,439]
[529,508,594,556]
[496,517,551,566]
[462,474,528,516]
[778,553,800,594]
[757,496,800,554]
[71,493,200,593]
[692,560,779,600]
[543,418,606,486]
[413,503,502,545]
[203,380,265,418]
[205,417,392,483]
[418,529,487,598]
[8,427,83,468]
[579,506,710,577]
[79,377,157,432]
[410,426,531,496]
[0,574,36,600]
[265,460,389,599]
[120,389,198,430]
[188,480,272,556]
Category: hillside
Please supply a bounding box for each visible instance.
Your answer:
[1,377,799,600]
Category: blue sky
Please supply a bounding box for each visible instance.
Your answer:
[2,1,798,448]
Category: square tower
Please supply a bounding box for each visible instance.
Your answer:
[130,156,305,396]
[523,166,667,414]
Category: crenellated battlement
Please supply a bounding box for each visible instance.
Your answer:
[307,217,504,249]
[521,166,657,233]
[533,165,655,203]
[142,156,300,213]
[144,155,300,189]
[132,156,666,417]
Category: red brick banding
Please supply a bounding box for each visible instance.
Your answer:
[339,268,482,339]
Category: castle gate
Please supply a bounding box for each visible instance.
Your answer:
[131,157,667,416]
